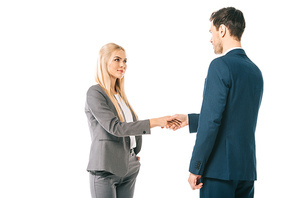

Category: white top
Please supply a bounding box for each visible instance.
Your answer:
[223,47,243,56]
[114,94,136,149]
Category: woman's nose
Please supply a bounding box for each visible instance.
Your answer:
[120,62,126,68]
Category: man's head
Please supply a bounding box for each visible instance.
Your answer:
[209,7,245,54]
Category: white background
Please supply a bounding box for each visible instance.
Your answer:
[1,0,295,197]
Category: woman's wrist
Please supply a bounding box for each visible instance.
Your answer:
[149,118,158,128]
[149,116,170,128]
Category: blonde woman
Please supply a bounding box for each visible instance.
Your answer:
[85,43,175,198]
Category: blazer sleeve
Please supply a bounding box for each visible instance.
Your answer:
[188,113,200,133]
[189,58,230,175]
[86,85,151,137]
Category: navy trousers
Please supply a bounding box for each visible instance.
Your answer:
[200,178,254,198]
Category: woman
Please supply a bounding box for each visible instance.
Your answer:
[85,43,175,198]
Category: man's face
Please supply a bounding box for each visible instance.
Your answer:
[210,21,223,54]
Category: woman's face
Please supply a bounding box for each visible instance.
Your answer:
[107,50,127,80]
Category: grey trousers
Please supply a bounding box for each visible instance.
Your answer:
[89,150,141,198]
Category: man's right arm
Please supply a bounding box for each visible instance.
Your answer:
[188,114,200,133]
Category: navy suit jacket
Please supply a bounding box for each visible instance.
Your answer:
[189,49,263,181]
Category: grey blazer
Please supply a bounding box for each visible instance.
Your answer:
[85,84,151,177]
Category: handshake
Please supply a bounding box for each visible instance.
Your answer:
[150,114,188,130]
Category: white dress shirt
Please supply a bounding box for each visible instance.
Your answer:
[114,94,136,149]
[223,47,243,56]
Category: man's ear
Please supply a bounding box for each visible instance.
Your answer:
[219,24,227,38]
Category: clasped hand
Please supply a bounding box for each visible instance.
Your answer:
[166,114,189,130]
[152,114,188,130]
[150,114,187,129]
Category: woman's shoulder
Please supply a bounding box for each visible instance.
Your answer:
[87,84,107,96]
[88,84,103,91]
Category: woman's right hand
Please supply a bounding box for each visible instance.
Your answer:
[150,116,181,128]
[149,116,169,128]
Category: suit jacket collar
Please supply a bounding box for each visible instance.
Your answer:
[224,48,246,56]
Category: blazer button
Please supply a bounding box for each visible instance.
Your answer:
[143,131,146,134]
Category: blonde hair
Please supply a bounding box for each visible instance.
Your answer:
[95,43,138,121]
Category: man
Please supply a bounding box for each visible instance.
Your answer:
[168,7,263,198]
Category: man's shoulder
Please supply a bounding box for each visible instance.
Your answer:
[210,49,247,69]
[211,56,226,64]
[209,56,229,73]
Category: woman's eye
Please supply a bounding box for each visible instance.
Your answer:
[114,59,119,62]
[123,60,127,63]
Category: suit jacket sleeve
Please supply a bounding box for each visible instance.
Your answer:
[189,58,230,175]
[86,85,151,137]
[188,113,200,133]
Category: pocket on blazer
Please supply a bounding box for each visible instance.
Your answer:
[99,139,120,143]
[98,130,121,143]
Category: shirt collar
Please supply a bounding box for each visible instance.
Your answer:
[223,47,243,56]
